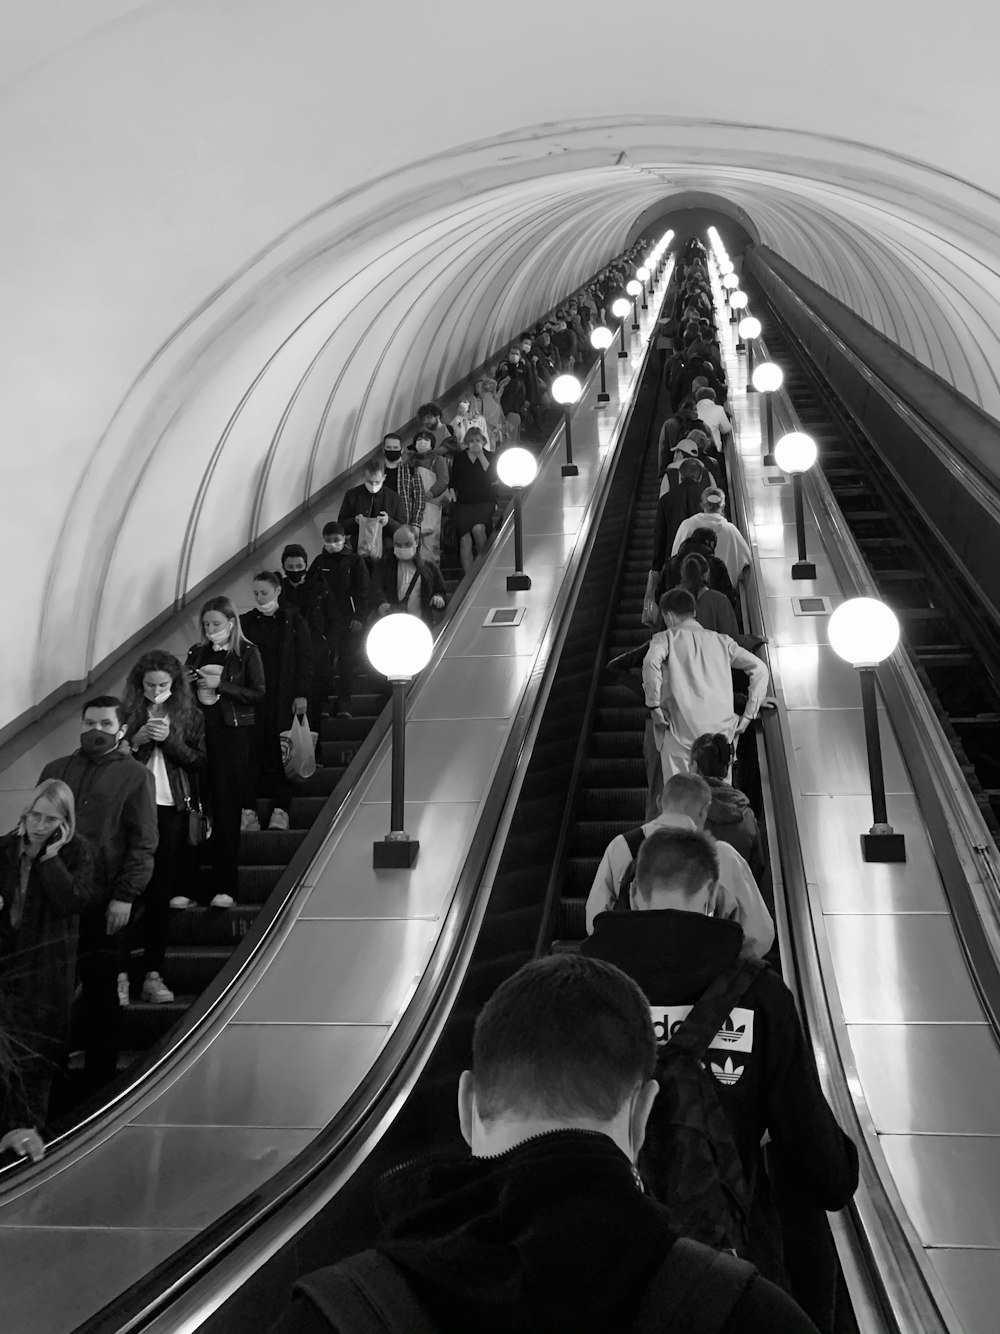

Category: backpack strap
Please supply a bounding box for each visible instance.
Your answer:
[295,1250,438,1334]
[667,959,764,1063]
[613,826,648,912]
[632,1238,757,1334]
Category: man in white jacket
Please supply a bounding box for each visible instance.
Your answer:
[643,588,770,783]
[584,773,774,959]
[671,488,751,587]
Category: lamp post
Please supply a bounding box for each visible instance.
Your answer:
[626,279,643,330]
[366,615,434,868]
[590,326,614,404]
[739,316,762,383]
[636,266,651,310]
[751,361,783,465]
[774,432,818,580]
[497,447,538,591]
[551,373,582,477]
[722,272,739,306]
[612,297,631,357]
[730,289,748,333]
[829,599,906,863]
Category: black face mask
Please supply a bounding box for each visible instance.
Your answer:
[285,570,306,584]
[81,729,120,757]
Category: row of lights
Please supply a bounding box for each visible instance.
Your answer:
[372,233,674,868]
[704,228,905,864]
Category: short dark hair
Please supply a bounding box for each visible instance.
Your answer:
[418,403,442,420]
[635,828,719,902]
[689,526,718,551]
[679,458,703,483]
[322,521,345,538]
[252,570,282,590]
[472,954,656,1123]
[695,387,716,402]
[82,694,126,725]
[383,433,403,448]
[660,588,697,619]
[281,544,308,564]
[691,732,733,779]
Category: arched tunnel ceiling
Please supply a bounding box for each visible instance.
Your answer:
[3,0,1000,737]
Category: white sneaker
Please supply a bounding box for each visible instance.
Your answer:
[210,892,235,909]
[169,895,193,910]
[141,972,175,1004]
[117,972,130,1008]
[240,808,260,832]
[268,807,290,831]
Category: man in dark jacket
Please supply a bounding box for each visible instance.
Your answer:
[648,457,708,607]
[371,525,447,627]
[583,828,858,1298]
[307,522,369,717]
[269,954,820,1333]
[279,543,313,619]
[39,696,157,1089]
[337,461,407,561]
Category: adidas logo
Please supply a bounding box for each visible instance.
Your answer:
[716,1015,747,1045]
[710,1057,744,1086]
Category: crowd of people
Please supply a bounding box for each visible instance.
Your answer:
[0,239,651,1154]
[269,239,860,1334]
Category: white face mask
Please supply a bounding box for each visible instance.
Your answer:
[414,440,432,455]
[364,481,381,494]
[207,626,231,646]
[257,597,280,616]
[324,540,345,553]
[395,546,417,561]
[144,685,172,705]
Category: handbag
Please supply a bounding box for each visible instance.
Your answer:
[183,795,209,845]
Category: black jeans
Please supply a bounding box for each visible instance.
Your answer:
[143,806,188,971]
[246,710,291,814]
[205,724,251,898]
[77,903,127,1090]
[324,626,357,708]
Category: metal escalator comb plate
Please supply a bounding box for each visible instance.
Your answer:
[483,607,526,627]
[792,596,833,615]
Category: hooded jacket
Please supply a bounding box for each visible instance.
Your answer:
[275,1131,820,1334]
[705,778,763,875]
[582,912,859,1219]
[38,748,157,904]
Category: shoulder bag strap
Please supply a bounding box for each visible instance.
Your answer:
[632,1238,757,1334]
[667,959,764,1062]
[296,1250,438,1334]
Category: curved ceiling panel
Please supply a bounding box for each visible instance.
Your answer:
[4,0,1000,737]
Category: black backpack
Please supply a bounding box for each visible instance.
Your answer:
[296,1238,756,1334]
[638,960,763,1256]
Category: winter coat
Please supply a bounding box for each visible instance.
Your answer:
[274,1131,820,1334]
[38,749,157,904]
[240,606,314,726]
[126,706,206,809]
[185,642,266,728]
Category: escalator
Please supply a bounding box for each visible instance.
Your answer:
[747,285,1000,842]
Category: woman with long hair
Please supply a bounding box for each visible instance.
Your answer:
[186,597,265,910]
[123,650,206,999]
[239,572,313,834]
[679,551,740,638]
[0,779,94,1129]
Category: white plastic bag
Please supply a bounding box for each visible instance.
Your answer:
[280,714,317,781]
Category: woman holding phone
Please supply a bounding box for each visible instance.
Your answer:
[0,779,95,1127]
[123,650,206,999]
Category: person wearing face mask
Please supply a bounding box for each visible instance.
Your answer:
[473,377,507,450]
[0,780,95,1127]
[338,460,407,565]
[186,599,266,910]
[449,427,498,575]
[495,350,528,442]
[271,955,820,1334]
[240,573,313,834]
[408,431,449,565]
[306,523,369,718]
[371,525,447,627]
[278,544,313,617]
[416,402,454,452]
[449,397,489,448]
[122,652,206,997]
[38,697,157,1091]
[379,432,426,532]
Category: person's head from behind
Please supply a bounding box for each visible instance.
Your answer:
[80,694,127,755]
[678,458,703,486]
[695,386,717,404]
[679,551,710,595]
[282,543,308,583]
[685,429,712,455]
[459,954,658,1165]
[418,402,442,429]
[691,376,709,394]
[659,771,712,829]
[20,778,76,849]
[658,587,697,629]
[363,459,385,492]
[322,521,345,553]
[700,486,726,515]
[633,827,720,916]
[690,732,733,781]
[393,524,418,561]
[687,526,718,556]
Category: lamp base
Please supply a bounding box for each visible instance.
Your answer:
[791,561,817,580]
[596,392,610,404]
[506,572,532,591]
[618,349,628,358]
[373,836,420,869]
[561,464,579,477]
[747,385,758,394]
[861,827,906,863]
[762,453,777,467]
